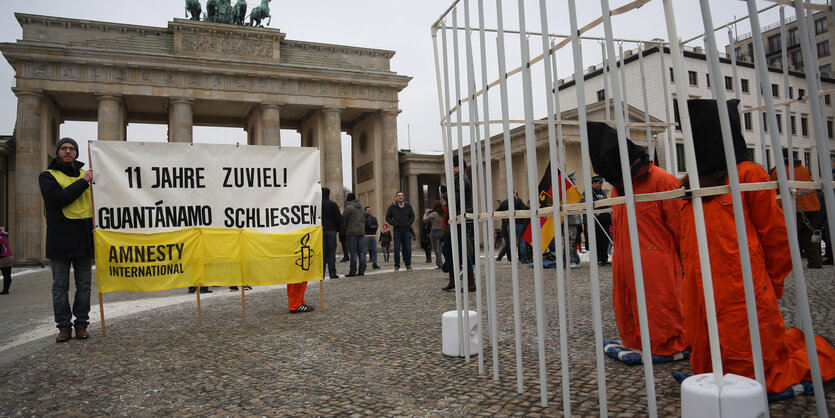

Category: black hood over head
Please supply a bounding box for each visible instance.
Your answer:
[586,121,648,190]
[675,98,750,174]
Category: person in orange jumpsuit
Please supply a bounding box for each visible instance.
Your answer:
[587,121,688,358]
[679,98,835,394]
[769,150,823,269]
[287,282,312,313]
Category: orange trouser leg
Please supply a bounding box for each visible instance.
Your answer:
[287,282,308,311]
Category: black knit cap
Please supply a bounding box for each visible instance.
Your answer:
[586,121,648,186]
[55,137,79,155]
[676,99,750,174]
[452,154,466,169]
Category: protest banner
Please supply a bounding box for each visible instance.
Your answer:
[90,141,322,295]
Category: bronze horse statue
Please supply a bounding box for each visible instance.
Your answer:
[231,0,247,26]
[205,0,218,22]
[185,0,201,20]
[249,0,271,27]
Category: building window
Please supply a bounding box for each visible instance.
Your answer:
[799,88,806,99]
[791,115,797,135]
[769,57,782,68]
[688,71,698,86]
[826,94,832,105]
[801,117,809,136]
[676,143,686,172]
[744,112,753,131]
[776,114,783,134]
[670,67,675,83]
[822,64,833,77]
[768,34,781,53]
[772,83,780,97]
[725,76,733,90]
[816,17,828,35]
[735,47,744,61]
[741,79,750,93]
[828,120,834,139]
[747,147,756,162]
[766,149,772,168]
[762,113,768,132]
[788,27,798,46]
[818,41,830,58]
[805,152,811,169]
[789,86,794,99]
[706,73,710,87]
[596,89,606,102]
[791,50,804,70]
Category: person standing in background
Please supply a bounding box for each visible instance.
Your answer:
[379,224,392,263]
[321,187,342,279]
[363,206,380,270]
[423,201,445,269]
[385,191,415,271]
[0,227,13,295]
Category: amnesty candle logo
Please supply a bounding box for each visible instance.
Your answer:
[295,233,314,271]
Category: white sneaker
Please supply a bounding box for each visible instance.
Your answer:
[570,263,580,269]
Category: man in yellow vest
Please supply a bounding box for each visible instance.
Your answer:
[39,137,94,342]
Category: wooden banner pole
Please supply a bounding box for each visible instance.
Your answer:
[241,285,246,319]
[98,292,106,336]
[196,288,202,325]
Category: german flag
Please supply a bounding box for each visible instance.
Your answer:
[522,163,583,246]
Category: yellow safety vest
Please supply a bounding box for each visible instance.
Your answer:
[47,169,92,219]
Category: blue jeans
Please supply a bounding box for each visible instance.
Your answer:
[347,235,366,275]
[363,236,377,265]
[51,257,92,329]
[323,230,338,278]
[393,230,412,268]
[515,223,528,261]
[430,229,443,268]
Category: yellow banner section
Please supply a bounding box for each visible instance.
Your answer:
[95,227,323,293]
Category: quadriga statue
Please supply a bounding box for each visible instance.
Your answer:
[249,0,271,27]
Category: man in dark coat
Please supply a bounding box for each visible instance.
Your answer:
[321,187,341,279]
[39,137,94,342]
[343,193,366,276]
[385,191,415,271]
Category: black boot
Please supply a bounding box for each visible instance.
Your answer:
[467,272,476,292]
[0,278,8,294]
[442,270,455,291]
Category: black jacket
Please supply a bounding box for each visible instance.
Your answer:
[321,197,342,232]
[385,201,415,232]
[39,158,94,259]
[364,214,379,236]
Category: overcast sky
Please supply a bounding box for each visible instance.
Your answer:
[0,0,789,185]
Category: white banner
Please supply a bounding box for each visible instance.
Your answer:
[90,142,320,234]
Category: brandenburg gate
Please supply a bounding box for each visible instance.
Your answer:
[1,14,411,263]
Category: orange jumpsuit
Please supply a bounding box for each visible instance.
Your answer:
[679,161,835,393]
[287,282,308,311]
[611,163,687,356]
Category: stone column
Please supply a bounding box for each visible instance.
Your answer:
[408,173,420,232]
[380,110,401,205]
[168,97,194,143]
[260,103,282,146]
[96,95,125,141]
[322,107,344,206]
[13,89,44,263]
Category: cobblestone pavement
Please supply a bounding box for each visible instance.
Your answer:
[1,255,834,416]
